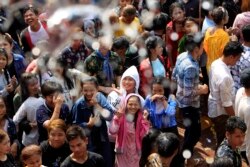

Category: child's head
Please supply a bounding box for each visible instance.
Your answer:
[0,33,13,56]
[211,6,229,25]
[0,129,10,155]
[0,48,8,70]
[0,96,6,120]
[66,125,88,157]
[81,77,98,101]
[125,93,144,115]
[41,81,63,108]
[240,68,250,89]
[48,119,67,149]
[21,145,42,167]
[225,116,246,149]
[121,5,136,24]
[151,77,171,98]
[242,24,250,43]
[184,17,198,34]
[20,73,40,102]
[169,2,185,22]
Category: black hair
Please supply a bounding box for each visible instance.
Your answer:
[223,41,244,57]
[152,14,169,31]
[55,57,74,89]
[169,2,185,17]
[240,68,250,89]
[112,36,130,50]
[242,24,250,42]
[156,132,180,157]
[210,157,233,167]
[225,116,247,134]
[41,81,63,97]
[22,4,39,16]
[185,33,204,52]
[81,76,99,88]
[139,128,161,167]
[151,76,171,98]
[66,125,87,142]
[211,7,228,25]
[20,73,39,102]
[184,17,198,26]
[145,36,164,55]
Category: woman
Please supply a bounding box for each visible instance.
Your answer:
[139,36,166,97]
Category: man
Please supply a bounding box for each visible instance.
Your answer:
[61,125,105,167]
[231,24,250,92]
[173,34,208,165]
[208,41,244,147]
[215,116,246,167]
[235,68,250,164]
[20,4,49,54]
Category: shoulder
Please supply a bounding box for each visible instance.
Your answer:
[88,151,104,160]
[216,141,233,158]
[40,140,49,150]
[20,27,29,37]
[61,156,72,166]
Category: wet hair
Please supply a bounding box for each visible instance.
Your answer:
[22,4,39,16]
[211,7,228,25]
[0,129,8,143]
[240,68,250,89]
[151,76,171,98]
[20,73,39,102]
[66,125,87,142]
[223,41,244,57]
[47,119,67,134]
[0,33,13,45]
[210,157,233,167]
[21,145,42,162]
[185,33,204,52]
[242,24,250,42]
[169,2,185,17]
[41,81,63,97]
[139,128,161,167]
[112,36,130,50]
[156,132,180,157]
[81,76,99,88]
[225,116,247,134]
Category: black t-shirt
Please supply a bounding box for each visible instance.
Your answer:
[0,154,18,167]
[7,60,17,78]
[40,140,71,167]
[61,151,105,167]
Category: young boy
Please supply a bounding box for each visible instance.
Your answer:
[61,125,105,167]
[36,81,71,143]
[215,116,247,167]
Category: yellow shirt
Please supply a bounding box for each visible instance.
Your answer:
[204,28,230,72]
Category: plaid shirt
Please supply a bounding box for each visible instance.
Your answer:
[174,52,200,108]
[230,45,250,93]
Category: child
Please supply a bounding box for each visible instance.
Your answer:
[21,145,45,167]
[109,93,150,167]
[36,81,71,143]
[215,116,246,167]
[0,129,18,166]
[144,77,178,135]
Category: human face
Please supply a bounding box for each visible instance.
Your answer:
[152,83,164,96]
[69,137,88,158]
[27,78,40,97]
[24,154,42,167]
[0,98,6,120]
[126,96,141,115]
[229,54,241,66]
[0,135,11,155]
[0,40,12,56]
[123,14,135,24]
[24,10,39,27]
[71,39,82,50]
[154,44,163,56]
[119,0,132,8]
[171,7,185,22]
[226,128,245,149]
[45,92,59,108]
[184,20,198,34]
[122,76,136,93]
[82,82,97,101]
[0,54,7,70]
[49,128,66,149]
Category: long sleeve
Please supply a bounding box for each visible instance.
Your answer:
[109,115,122,135]
[13,102,27,125]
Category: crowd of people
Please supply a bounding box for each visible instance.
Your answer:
[0,0,250,166]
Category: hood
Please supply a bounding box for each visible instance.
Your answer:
[120,66,140,94]
[242,12,250,22]
[124,93,145,109]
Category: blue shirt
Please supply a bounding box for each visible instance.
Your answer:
[144,95,177,129]
[173,52,200,108]
[151,58,166,77]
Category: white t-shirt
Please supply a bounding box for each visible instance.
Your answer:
[235,87,250,162]
[28,22,49,45]
[208,59,235,118]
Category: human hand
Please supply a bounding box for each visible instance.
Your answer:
[53,93,64,108]
[87,114,98,127]
[10,76,17,87]
[6,84,14,93]
[142,110,149,120]
[10,142,18,157]
[199,84,208,94]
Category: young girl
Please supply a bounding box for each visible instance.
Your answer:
[21,145,45,167]
[0,129,18,166]
[144,77,178,135]
[13,73,43,147]
[109,93,150,167]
